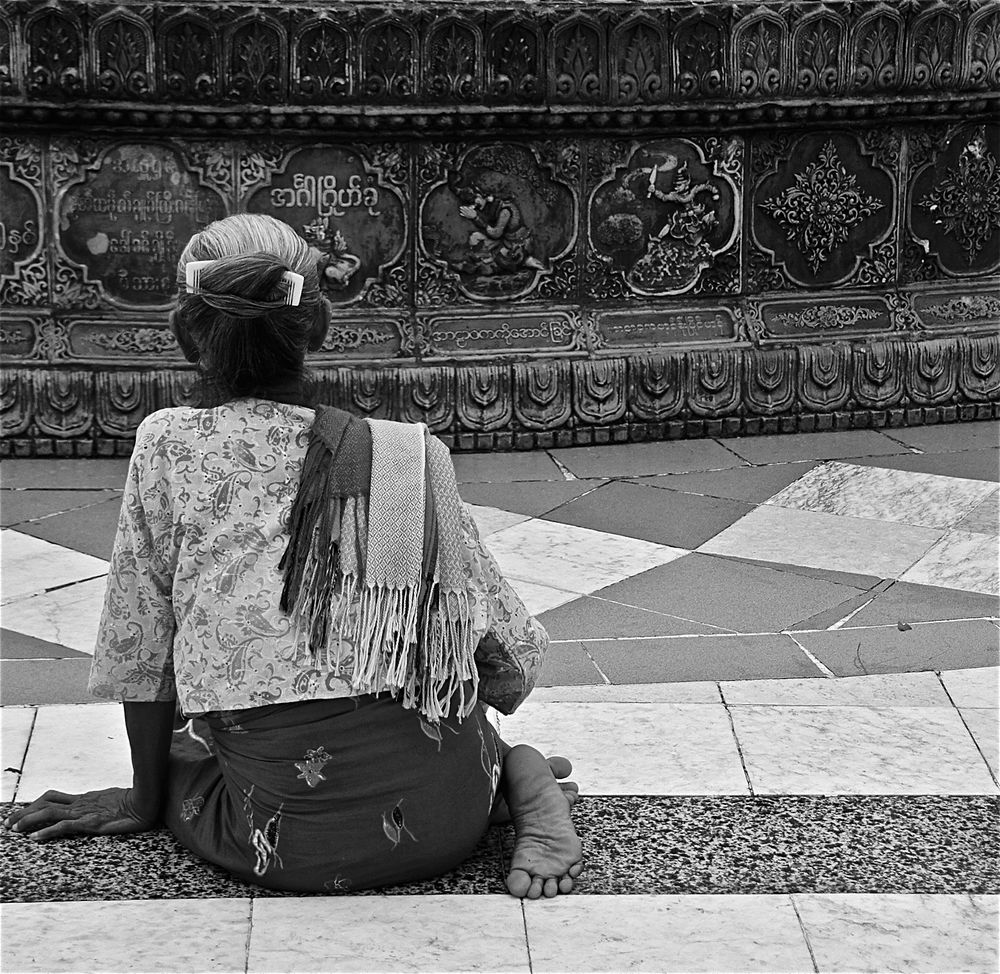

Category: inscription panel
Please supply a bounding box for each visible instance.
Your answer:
[0,136,46,307]
[424,311,579,356]
[56,143,227,307]
[596,308,734,347]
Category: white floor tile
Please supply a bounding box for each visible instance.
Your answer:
[961,708,999,780]
[0,899,251,973]
[466,504,531,538]
[526,682,720,704]
[731,704,998,795]
[793,893,998,974]
[901,529,1000,597]
[1,707,35,802]
[17,703,131,800]
[698,506,944,581]
[940,667,999,709]
[489,518,687,597]
[1,576,108,655]
[507,579,580,616]
[497,701,748,795]
[766,462,996,529]
[721,671,951,708]
[523,894,814,973]
[248,895,529,973]
[0,530,107,604]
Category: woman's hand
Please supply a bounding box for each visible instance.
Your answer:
[4,788,157,842]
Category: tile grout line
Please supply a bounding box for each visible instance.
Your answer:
[544,451,578,481]
[789,895,821,974]
[935,672,1000,789]
[784,633,838,679]
[717,684,755,796]
[580,643,612,685]
[243,898,254,974]
[827,581,893,631]
[520,899,534,974]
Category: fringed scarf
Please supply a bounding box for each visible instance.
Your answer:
[279,406,478,723]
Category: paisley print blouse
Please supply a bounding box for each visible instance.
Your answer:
[88,399,548,716]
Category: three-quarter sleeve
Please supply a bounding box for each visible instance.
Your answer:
[463,507,549,715]
[88,416,179,702]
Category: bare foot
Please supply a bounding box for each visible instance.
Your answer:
[490,756,578,825]
[502,744,583,899]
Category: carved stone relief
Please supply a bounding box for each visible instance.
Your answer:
[0,136,46,307]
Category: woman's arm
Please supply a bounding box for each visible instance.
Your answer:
[4,701,175,841]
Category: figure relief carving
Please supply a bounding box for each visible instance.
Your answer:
[629,353,685,421]
[94,14,152,98]
[674,16,725,99]
[852,13,900,92]
[28,9,84,98]
[612,18,665,104]
[852,341,905,409]
[294,20,350,101]
[588,139,739,297]
[162,15,217,100]
[487,19,541,101]
[427,21,479,100]
[420,143,575,302]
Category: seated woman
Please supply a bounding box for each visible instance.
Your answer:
[5,214,583,900]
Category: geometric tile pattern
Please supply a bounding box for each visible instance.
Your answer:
[2,420,998,972]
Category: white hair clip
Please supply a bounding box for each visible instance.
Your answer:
[185,259,304,307]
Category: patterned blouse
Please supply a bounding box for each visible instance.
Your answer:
[88,399,548,716]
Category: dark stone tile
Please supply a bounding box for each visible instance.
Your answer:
[711,554,882,591]
[0,803,506,901]
[795,620,1000,676]
[593,554,867,633]
[16,496,123,561]
[459,480,605,517]
[627,462,819,504]
[718,430,909,465]
[585,633,820,683]
[552,440,744,478]
[451,451,564,484]
[847,581,1000,627]
[541,482,753,549]
[789,581,893,631]
[0,629,90,660]
[848,450,1000,482]
[0,460,131,490]
[0,659,94,705]
[501,796,1000,894]
[0,490,119,528]
[539,596,726,641]
[537,643,605,686]
[884,421,999,454]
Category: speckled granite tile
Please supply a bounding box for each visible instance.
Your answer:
[0,805,506,902]
[901,528,1000,597]
[1,709,34,802]
[731,704,998,795]
[961,709,999,780]
[941,667,1000,709]
[0,898,251,973]
[498,796,999,894]
[523,894,812,974]
[0,530,107,604]
[249,895,529,973]
[793,892,999,974]
[766,462,996,529]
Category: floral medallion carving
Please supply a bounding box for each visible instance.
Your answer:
[753,133,893,289]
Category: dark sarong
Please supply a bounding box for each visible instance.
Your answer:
[164,694,502,893]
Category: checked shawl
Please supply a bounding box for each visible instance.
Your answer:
[280,406,477,723]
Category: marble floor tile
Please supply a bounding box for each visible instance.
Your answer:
[553,439,745,478]
[0,898,252,973]
[792,892,998,974]
[1,707,34,802]
[487,518,687,597]
[0,530,107,604]
[459,479,605,517]
[721,671,952,708]
[940,667,1000,709]
[248,895,529,973]
[718,429,908,465]
[526,682,721,704]
[766,462,996,529]
[497,701,749,795]
[885,419,999,454]
[626,461,819,504]
[954,490,1000,535]
[698,506,944,581]
[17,703,131,800]
[901,529,1000,597]
[848,448,1000,482]
[507,579,579,616]
[1,576,108,655]
[452,451,562,483]
[961,708,999,780]
[0,458,131,490]
[465,503,530,538]
[730,704,998,794]
[523,894,814,973]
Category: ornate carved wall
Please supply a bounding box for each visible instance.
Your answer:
[1,1,998,454]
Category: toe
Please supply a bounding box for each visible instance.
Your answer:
[568,861,584,878]
[558,874,575,894]
[543,877,559,898]
[527,876,544,900]
[547,756,573,779]
[506,868,532,898]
